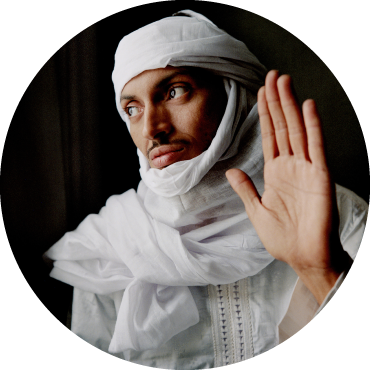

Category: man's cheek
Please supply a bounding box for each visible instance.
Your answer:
[130,132,144,152]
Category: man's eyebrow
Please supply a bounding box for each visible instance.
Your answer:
[120,94,136,102]
[120,70,192,103]
[155,70,192,90]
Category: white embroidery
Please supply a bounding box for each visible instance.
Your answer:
[209,278,254,366]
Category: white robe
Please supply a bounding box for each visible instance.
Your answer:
[70,184,367,368]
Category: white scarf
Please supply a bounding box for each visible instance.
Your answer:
[46,10,274,353]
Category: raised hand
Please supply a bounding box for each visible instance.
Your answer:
[226,70,351,304]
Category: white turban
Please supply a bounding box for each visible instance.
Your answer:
[46,10,274,353]
[112,9,267,197]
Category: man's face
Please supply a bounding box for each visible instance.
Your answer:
[120,67,227,169]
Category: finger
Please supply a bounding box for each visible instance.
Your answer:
[258,86,278,161]
[226,169,261,217]
[277,75,309,160]
[302,99,327,168]
[265,70,292,156]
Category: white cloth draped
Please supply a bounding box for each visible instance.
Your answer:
[112,9,267,197]
[45,10,276,352]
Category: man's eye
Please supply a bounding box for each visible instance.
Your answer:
[169,86,187,99]
[126,106,141,117]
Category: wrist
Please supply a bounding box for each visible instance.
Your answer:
[292,252,352,305]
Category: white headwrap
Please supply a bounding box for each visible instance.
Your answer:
[46,10,274,353]
[112,9,266,197]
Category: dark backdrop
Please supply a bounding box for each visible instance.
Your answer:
[1,1,368,327]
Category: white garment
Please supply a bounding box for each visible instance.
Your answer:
[70,185,367,368]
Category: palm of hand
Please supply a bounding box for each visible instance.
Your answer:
[258,156,334,269]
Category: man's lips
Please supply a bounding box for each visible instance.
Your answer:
[149,144,185,168]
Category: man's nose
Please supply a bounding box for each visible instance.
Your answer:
[142,103,172,140]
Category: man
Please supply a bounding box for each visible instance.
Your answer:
[45,10,367,368]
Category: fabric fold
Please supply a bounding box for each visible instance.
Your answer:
[109,281,199,352]
[46,186,274,351]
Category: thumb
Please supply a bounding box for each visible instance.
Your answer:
[226,169,261,215]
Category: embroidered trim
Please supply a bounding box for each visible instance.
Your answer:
[208,278,253,366]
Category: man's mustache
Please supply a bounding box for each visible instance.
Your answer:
[147,139,189,159]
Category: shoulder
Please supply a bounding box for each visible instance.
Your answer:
[335,184,368,259]
[335,184,368,229]
[336,184,368,212]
